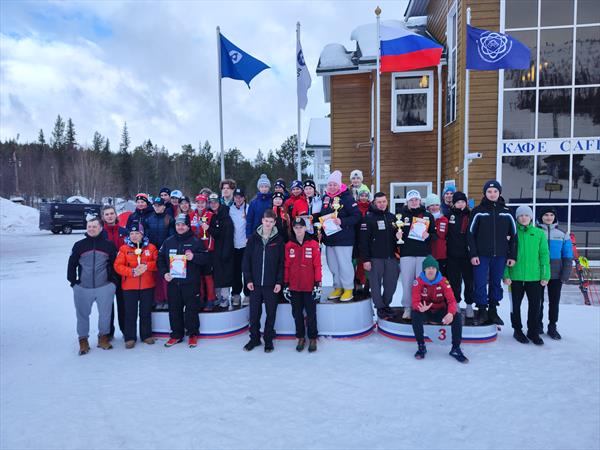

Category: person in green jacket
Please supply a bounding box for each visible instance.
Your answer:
[503,206,550,346]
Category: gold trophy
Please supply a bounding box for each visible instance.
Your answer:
[332,197,341,217]
[314,221,323,245]
[395,214,406,244]
[200,216,208,240]
[135,242,142,265]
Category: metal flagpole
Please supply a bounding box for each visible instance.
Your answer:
[375,6,381,193]
[296,22,302,180]
[463,8,471,198]
[217,26,225,180]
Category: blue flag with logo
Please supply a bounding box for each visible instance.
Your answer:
[220,33,269,88]
[466,25,530,70]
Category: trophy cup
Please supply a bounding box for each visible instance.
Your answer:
[332,197,341,217]
[314,221,322,245]
[200,216,208,240]
[135,242,142,266]
[395,214,406,244]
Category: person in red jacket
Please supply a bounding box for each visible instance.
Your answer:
[284,217,322,353]
[411,255,468,363]
[284,180,309,220]
[272,191,290,242]
[425,194,448,276]
[113,220,158,349]
[191,194,217,310]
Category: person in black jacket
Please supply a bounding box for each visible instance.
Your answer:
[242,209,285,353]
[445,191,475,319]
[146,197,175,310]
[157,214,209,348]
[127,193,154,230]
[208,194,235,309]
[467,180,517,324]
[398,190,437,319]
[359,193,400,320]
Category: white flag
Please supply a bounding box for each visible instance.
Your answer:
[296,34,311,110]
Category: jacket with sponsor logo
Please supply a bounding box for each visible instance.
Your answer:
[67,233,117,288]
[358,204,398,261]
[397,205,437,257]
[445,206,471,258]
[157,230,209,286]
[411,272,457,315]
[284,236,322,292]
[242,226,285,287]
[284,193,309,220]
[431,214,448,260]
[537,222,573,282]
[114,237,158,290]
[467,196,517,259]
[320,185,361,247]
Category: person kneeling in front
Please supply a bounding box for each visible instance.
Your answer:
[242,209,285,353]
[411,256,468,363]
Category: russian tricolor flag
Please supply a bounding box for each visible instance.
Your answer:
[380,25,443,73]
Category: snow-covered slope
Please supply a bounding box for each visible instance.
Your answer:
[0,197,39,234]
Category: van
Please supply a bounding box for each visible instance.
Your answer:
[39,202,102,234]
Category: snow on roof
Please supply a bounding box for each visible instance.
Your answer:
[306,118,331,148]
[318,44,354,70]
[66,195,90,204]
[350,20,411,62]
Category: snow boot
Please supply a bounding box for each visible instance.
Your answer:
[125,340,135,349]
[377,308,395,320]
[78,338,90,356]
[296,338,306,352]
[308,339,317,353]
[97,335,113,350]
[465,304,475,319]
[547,325,562,340]
[243,339,261,352]
[264,341,274,353]
[527,332,544,346]
[328,288,343,300]
[340,289,354,302]
[414,343,427,360]
[475,305,488,325]
[143,337,155,345]
[488,302,504,325]
[449,346,469,363]
[164,338,183,347]
[513,329,529,344]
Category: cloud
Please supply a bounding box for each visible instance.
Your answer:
[1,0,408,158]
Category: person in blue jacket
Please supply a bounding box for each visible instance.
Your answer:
[536,206,573,340]
[246,174,272,237]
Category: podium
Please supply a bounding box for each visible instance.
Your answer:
[152,306,249,339]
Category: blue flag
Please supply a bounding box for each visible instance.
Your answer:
[466,25,530,70]
[220,33,269,87]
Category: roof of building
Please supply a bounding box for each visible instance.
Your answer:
[404,0,430,19]
[306,118,331,148]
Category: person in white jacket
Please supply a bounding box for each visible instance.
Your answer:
[230,188,250,306]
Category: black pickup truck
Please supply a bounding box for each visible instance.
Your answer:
[39,202,102,234]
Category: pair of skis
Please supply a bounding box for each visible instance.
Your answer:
[570,233,598,306]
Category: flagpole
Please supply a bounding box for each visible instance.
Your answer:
[296,22,302,181]
[375,6,381,193]
[216,26,225,180]
[463,7,471,198]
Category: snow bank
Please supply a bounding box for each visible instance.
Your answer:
[319,43,353,69]
[66,195,90,204]
[0,197,39,234]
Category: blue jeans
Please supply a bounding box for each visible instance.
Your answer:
[473,256,506,306]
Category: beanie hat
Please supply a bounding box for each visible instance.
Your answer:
[274,178,286,189]
[327,170,342,186]
[406,190,421,201]
[452,191,467,204]
[257,174,271,188]
[443,185,457,196]
[422,255,439,271]
[135,193,150,205]
[537,205,557,223]
[291,180,303,190]
[483,180,502,194]
[153,196,165,206]
[159,187,171,195]
[175,213,190,226]
[272,191,285,202]
[304,179,316,189]
[195,194,208,202]
[515,205,533,220]
[357,184,371,196]
[180,196,190,204]
[128,219,144,234]
[350,169,363,181]
[424,193,441,207]
[170,189,183,199]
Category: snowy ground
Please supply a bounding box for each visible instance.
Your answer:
[1,231,599,450]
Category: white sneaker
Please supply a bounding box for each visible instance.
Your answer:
[241,296,250,306]
[231,294,241,306]
[402,308,411,320]
[466,304,474,319]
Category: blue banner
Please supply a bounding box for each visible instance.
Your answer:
[220,33,269,88]
[466,25,530,70]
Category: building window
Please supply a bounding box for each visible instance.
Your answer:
[389,182,432,214]
[503,90,536,139]
[505,0,538,29]
[446,3,457,124]
[501,156,534,203]
[391,71,434,133]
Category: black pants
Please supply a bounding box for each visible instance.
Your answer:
[446,257,474,305]
[291,291,318,339]
[232,248,249,296]
[249,286,278,344]
[438,259,448,277]
[109,283,125,335]
[540,279,562,329]
[123,288,154,342]
[168,283,200,339]
[510,281,542,335]
[412,309,462,347]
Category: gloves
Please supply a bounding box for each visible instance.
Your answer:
[312,284,322,302]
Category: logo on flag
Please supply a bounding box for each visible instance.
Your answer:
[466,25,530,70]
[219,33,269,88]
[296,34,311,110]
[477,31,512,63]
[229,50,243,64]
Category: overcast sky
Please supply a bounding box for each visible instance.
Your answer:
[1,0,408,159]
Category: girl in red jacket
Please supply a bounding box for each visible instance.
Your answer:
[113,220,158,349]
[284,217,322,353]
[425,194,448,276]
[191,194,217,310]
[284,180,309,220]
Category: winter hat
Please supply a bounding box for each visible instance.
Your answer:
[272,191,285,202]
[350,169,363,181]
[175,213,190,226]
[442,185,457,196]
[233,188,245,198]
[180,196,191,205]
[422,255,439,271]
[135,193,150,205]
[159,187,171,195]
[291,180,303,190]
[153,196,165,206]
[195,194,208,202]
[537,205,557,223]
[515,205,533,220]
[208,193,220,203]
[425,193,441,207]
[357,184,371,197]
[170,189,183,199]
[452,191,467,204]
[406,190,421,201]
[483,180,502,194]
[327,170,342,186]
[274,178,287,190]
[292,217,306,228]
[257,174,271,188]
[128,220,144,234]
[304,179,316,189]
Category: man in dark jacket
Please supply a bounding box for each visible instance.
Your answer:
[67,216,117,355]
[208,193,235,309]
[242,209,285,353]
[467,180,517,324]
[159,187,175,217]
[127,193,154,230]
[246,174,273,237]
[359,192,400,319]
[157,214,209,348]
[146,197,175,310]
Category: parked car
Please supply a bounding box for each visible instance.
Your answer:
[39,202,102,234]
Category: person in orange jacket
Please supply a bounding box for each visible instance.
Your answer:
[284,217,322,353]
[113,220,158,349]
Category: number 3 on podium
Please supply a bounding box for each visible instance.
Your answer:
[438,328,447,341]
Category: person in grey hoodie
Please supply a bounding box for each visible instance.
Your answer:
[67,216,117,355]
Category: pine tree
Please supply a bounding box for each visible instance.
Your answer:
[51,115,65,150]
[66,118,77,149]
[103,138,110,153]
[119,122,130,153]
[92,131,104,153]
[38,129,46,146]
